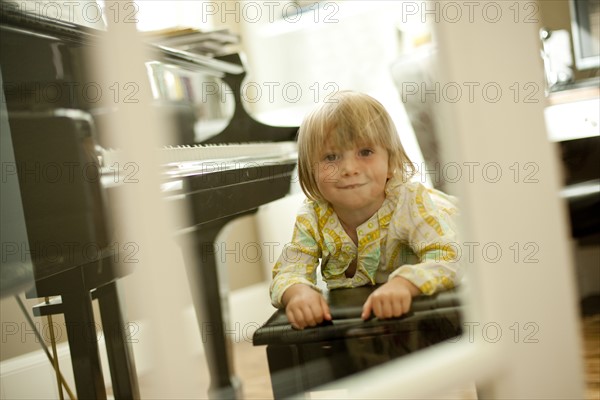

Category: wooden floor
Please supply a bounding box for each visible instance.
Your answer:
[583,314,600,400]
[134,312,599,398]
[233,313,600,400]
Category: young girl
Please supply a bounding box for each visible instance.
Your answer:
[270,91,461,330]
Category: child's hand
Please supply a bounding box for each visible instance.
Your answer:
[361,277,421,320]
[282,284,332,330]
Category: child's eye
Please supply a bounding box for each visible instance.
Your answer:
[323,154,339,162]
[359,148,373,157]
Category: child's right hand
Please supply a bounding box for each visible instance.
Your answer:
[282,284,332,330]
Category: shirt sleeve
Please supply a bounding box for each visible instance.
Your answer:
[269,205,322,308]
[388,183,462,295]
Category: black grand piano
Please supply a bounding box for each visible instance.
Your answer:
[1,7,297,399]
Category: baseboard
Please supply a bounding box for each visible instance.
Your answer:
[0,337,109,400]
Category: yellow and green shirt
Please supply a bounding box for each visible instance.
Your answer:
[270,173,462,308]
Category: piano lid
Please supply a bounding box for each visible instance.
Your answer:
[1,6,298,147]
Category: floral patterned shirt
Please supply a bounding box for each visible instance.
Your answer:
[270,173,462,308]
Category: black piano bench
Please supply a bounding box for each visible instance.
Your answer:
[252,286,463,399]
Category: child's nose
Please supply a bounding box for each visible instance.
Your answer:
[340,156,359,175]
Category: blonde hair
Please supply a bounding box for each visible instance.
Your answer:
[297,91,415,202]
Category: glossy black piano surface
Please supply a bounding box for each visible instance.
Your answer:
[1,7,298,400]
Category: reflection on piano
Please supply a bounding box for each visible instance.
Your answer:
[1,7,298,399]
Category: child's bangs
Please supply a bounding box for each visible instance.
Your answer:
[322,106,388,151]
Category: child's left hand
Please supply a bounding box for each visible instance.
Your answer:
[361,276,421,320]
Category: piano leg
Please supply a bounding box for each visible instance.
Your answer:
[180,216,243,399]
[95,281,141,399]
[61,288,107,399]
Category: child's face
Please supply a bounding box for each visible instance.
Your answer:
[315,138,392,215]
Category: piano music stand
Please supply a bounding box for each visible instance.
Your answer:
[253,287,463,399]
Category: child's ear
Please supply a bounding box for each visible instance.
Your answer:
[387,163,395,179]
